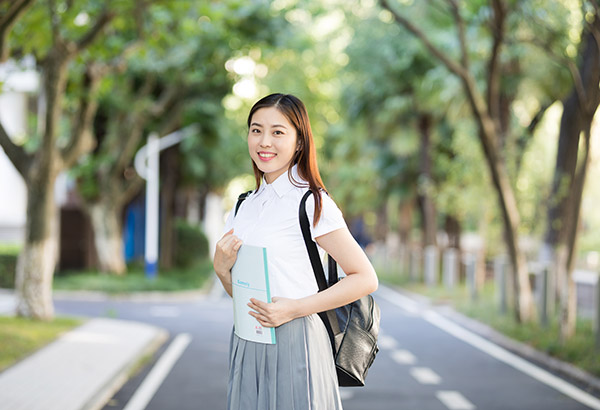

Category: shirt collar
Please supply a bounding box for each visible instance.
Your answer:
[260,164,308,198]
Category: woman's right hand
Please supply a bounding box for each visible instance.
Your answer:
[213,229,243,283]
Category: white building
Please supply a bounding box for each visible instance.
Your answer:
[0,59,72,245]
[0,59,36,244]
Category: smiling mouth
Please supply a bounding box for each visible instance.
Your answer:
[258,152,276,160]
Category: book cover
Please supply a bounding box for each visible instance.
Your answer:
[231,244,276,344]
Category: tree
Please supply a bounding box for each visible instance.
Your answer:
[380,0,537,321]
[71,1,291,273]
[0,0,35,61]
[0,0,144,320]
[337,4,489,260]
[541,2,600,340]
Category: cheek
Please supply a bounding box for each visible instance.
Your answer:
[248,136,257,151]
[276,141,294,157]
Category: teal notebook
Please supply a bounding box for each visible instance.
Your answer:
[231,244,276,344]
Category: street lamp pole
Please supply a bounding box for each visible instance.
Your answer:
[144,132,159,278]
[134,128,190,279]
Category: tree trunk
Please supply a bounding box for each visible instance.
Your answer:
[398,200,414,247]
[444,214,461,250]
[545,26,600,250]
[159,147,179,270]
[15,174,58,320]
[398,200,414,274]
[560,123,592,340]
[542,21,600,339]
[544,109,582,250]
[417,113,437,247]
[197,186,209,224]
[88,200,126,275]
[462,72,534,322]
[556,245,577,342]
[14,49,70,320]
[374,201,388,242]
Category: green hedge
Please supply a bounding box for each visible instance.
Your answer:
[0,253,18,289]
[174,219,209,268]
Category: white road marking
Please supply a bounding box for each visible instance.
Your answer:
[436,390,476,409]
[423,310,600,410]
[378,285,600,410]
[123,333,192,410]
[149,306,181,317]
[391,349,417,365]
[377,286,421,314]
[378,334,399,350]
[410,367,441,385]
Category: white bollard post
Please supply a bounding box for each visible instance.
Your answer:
[424,245,439,287]
[410,247,421,282]
[399,245,408,277]
[595,273,600,350]
[494,255,507,314]
[465,253,477,301]
[443,248,458,289]
[547,263,556,317]
[540,265,549,327]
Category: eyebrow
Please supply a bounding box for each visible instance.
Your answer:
[250,122,288,129]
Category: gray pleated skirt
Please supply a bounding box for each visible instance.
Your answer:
[227,313,343,410]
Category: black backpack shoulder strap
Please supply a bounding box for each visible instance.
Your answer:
[299,190,329,292]
[234,190,252,217]
[299,190,339,352]
[299,190,339,288]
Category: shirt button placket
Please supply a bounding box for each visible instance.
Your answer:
[258,186,273,218]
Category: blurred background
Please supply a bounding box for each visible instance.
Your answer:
[1,0,600,408]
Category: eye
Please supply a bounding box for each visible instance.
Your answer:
[273,130,284,136]
[250,128,261,134]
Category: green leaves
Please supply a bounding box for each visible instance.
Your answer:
[6,0,594,248]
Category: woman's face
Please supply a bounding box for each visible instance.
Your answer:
[248,107,298,184]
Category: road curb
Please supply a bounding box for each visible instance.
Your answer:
[83,324,169,410]
[52,288,210,303]
[1,286,212,304]
[0,318,169,410]
[387,285,600,394]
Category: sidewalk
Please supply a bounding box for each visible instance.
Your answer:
[0,292,168,410]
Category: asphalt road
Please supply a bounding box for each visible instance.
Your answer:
[54,285,600,410]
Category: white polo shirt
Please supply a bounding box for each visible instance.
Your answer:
[224,165,347,299]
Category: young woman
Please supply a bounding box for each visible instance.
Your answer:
[213,93,378,410]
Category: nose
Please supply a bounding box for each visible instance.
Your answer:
[259,134,272,147]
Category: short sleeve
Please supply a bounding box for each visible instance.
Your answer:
[305,191,347,240]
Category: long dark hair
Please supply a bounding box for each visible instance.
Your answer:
[247,93,327,225]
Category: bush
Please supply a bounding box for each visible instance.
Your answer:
[54,260,214,293]
[174,219,209,268]
[0,250,19,289]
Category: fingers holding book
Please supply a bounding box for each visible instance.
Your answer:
[248,297,299,328]
[213,229,243,294]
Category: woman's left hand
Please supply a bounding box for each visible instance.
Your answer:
[248,297,299,328]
